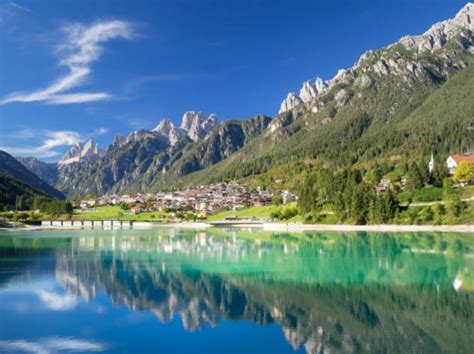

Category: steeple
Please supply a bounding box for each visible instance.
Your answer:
[428,151,435,174]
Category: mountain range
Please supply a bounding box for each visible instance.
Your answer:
[7,3,474,198]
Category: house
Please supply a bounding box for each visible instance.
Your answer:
[375,178,390,193]
[446,154,474,175]
[130,204,142,214]
[281,190,296,204]
[96,198,107,206]
[233,204,245,211]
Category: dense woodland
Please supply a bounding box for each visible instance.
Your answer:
[0,172,72,216]
[297,158,473,225]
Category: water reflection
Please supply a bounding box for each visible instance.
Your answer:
[0,229,473,353]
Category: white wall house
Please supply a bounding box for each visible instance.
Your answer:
[446,154,474,175]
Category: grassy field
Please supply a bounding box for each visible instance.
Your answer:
[206,202,302,222]
[73,205,167,221]
[73,204,299,222]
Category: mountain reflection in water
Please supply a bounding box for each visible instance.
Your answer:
[0,228,473,354]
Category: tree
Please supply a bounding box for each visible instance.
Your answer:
[365,167,383,186]
[272,195,283,206]
[119,202,130,211]
[350,184,368,225]
[453,162,474,184]
[443,179,463,217]
[405,162,425,190]
[430,161,450,187]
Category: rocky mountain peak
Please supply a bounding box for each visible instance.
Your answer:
[152,118,185,146]
[278,93,303,114]
[58,138,103,166]
[299,77,328,103]
[398,2,474,53]
[180,111,220,141]
[299,81,318,103]
[112,134,126,147]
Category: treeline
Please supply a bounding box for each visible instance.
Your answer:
[31,196,72,215]
[298,160,469,225]
[299,168,396,224]
[0,172,73,215]
[0,171,41,211]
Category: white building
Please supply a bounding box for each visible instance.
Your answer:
[446,154,474,175]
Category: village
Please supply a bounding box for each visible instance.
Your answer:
[76,181,297,218]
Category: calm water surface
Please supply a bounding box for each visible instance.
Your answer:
[0,228,473,353]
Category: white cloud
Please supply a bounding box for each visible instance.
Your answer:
[8,2,31,13]
[45,92,111,104]
[0,129,81,158]
[1,20,135,105]
[0,337,107,353]
[91,127,108,136]
[36,289,78,310]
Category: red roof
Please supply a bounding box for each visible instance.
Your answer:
[450,154,474,164]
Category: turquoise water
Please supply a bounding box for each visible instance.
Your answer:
[0,228,473,353]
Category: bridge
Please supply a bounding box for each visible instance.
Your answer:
[41,220,134,229]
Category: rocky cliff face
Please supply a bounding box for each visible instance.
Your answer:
[278,93,303,114]
[58,138,103,166]
[55,139,105,195]
[398,2,474,54]
[152,119,185,146]
[180,111,219,141]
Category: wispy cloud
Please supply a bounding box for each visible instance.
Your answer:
[122,73,216,94]
[1,20,135,105]
[8,1,31,12]
[0,337,107,353]
[0,127,108,158]
[0,130,81,157]
[36,289,79,310]
[91,127,108,136]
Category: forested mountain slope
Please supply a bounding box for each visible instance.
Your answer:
[0,151,64,200]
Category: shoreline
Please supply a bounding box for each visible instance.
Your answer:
[261,223,474,233]
[0,221,473,233]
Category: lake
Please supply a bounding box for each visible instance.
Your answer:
[0,228,473,353]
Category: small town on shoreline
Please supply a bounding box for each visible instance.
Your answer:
[77,181,297,219]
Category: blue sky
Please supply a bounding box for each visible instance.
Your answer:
[0,0,468,160]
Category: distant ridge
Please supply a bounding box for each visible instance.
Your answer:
[0,150,65,199]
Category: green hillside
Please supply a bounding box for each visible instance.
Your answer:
[0,150,65,199]
[0,171,47,211]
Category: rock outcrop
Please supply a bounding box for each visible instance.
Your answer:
[152,119,185,146]
[278,93,303,114]
[399,3,474,54]
[180,111,220,142]
[58,139,103,166]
